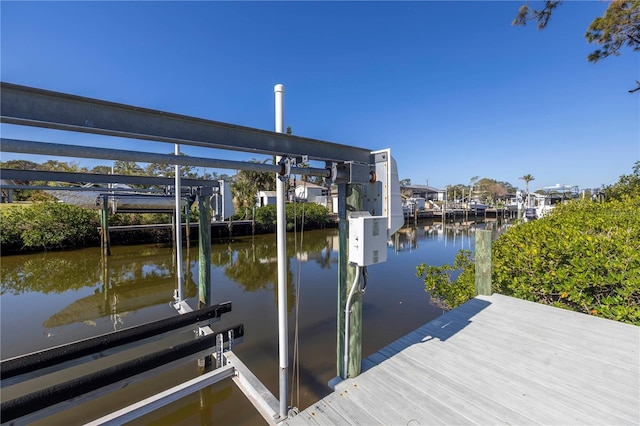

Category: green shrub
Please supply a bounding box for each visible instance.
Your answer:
[493,197,640,325]
[417,196,640,325]
[0,207,24,251]
[1,202,100,251]
[252,203,331,232]
[286,202,331,230]
[416,250,476,310]
[254,204,277,230]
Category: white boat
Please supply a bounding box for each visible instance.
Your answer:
[466,201,488,211]
[528,184,578,218]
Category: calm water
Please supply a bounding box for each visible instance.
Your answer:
[0,219,508,425]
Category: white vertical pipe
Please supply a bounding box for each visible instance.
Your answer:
[175,144,184,301]
[274,83,288,419]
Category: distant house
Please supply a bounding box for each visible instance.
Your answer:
[1,179,15,203]
[401,184,445,201]
[256,190,277,207]
[295,183,329,205]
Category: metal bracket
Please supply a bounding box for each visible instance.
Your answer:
[227,329,234,352]
[216,333,224,368]
[197,186,214,197]
[334,161,374,184]
[324,162,337,185]
[278,157,294,182]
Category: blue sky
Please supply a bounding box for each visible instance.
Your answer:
[1,1,638,191]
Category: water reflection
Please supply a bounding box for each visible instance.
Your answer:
[391,218,510,253]
[0,219,510,424]
[0,220,510,349]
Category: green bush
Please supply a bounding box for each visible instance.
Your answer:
[254,204,277,230]
[493,197,640,325]
[0,207,24,251]
[286,202,331,230]
[252,203,331,232]
[5,202,100,250]
[416,250,476,310]
[417,196,640,325]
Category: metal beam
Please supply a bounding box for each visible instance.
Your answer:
[0,168,218,188]
[0,185,163,193]
[0,82,372,163]
[84,363,235,426]
[1,139,331,178]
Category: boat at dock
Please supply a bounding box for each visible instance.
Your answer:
[402,197,436,219]
[465,200,488,211]
[527,184,579,219]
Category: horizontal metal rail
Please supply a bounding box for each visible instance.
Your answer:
[0,185,165,194]
[1,82,372,163]
[1,138,332,178]
[225,350,280,425]
[0,168,220,188]
[85,362,236,426]
[1,302,232,382]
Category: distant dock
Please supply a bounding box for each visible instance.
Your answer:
[289,294,639,425]
[405,207,514,221]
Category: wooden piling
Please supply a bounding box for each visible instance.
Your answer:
[185,205,191,248]
[198,189,212,308]
[475,229,492,295]
[99,195,111,256]
[337,183,364,379]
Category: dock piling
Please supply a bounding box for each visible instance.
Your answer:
[475,229,492,295]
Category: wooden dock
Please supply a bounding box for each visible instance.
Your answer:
[288,294,639,425]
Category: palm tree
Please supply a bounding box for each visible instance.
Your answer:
[519,174,535,206]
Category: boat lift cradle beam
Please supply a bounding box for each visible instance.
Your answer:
[0,301,242,425]
[0,302,232,386]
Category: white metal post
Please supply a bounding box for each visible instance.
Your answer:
[274,83,288,419]
[175,144,184,301]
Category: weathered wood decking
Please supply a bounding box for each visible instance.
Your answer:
[288,294,639,425]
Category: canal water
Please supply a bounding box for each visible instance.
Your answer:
[0,219,509,425]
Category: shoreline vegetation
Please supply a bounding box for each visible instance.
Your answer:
[0,202,335,255]
[2,164,638,325]
[417,164,640,326]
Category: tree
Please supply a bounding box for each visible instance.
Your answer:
[35,159,86,178]
[90,165,112,175]
[519,174,535,196]
[400,178,413,199]
[113,160,143,175]
[498,180,518,195]
[585,1,640,65]
[231,159,276,218]
[514,0,640,92]
[145,154,197,179]
[0,159,41,171]
[604,161,640,200]
[476,178,510,204]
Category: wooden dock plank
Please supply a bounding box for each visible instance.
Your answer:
[337,362,479,425]
[397,335,632,425]
[393,299,638,423]
[377,348,542,425]
[381,346,572,424]
[429,313,639,400]
[289,294,639,426]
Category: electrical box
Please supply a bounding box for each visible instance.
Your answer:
[348,212,388,266]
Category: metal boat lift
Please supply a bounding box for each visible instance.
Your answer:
[0,82,403,424]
